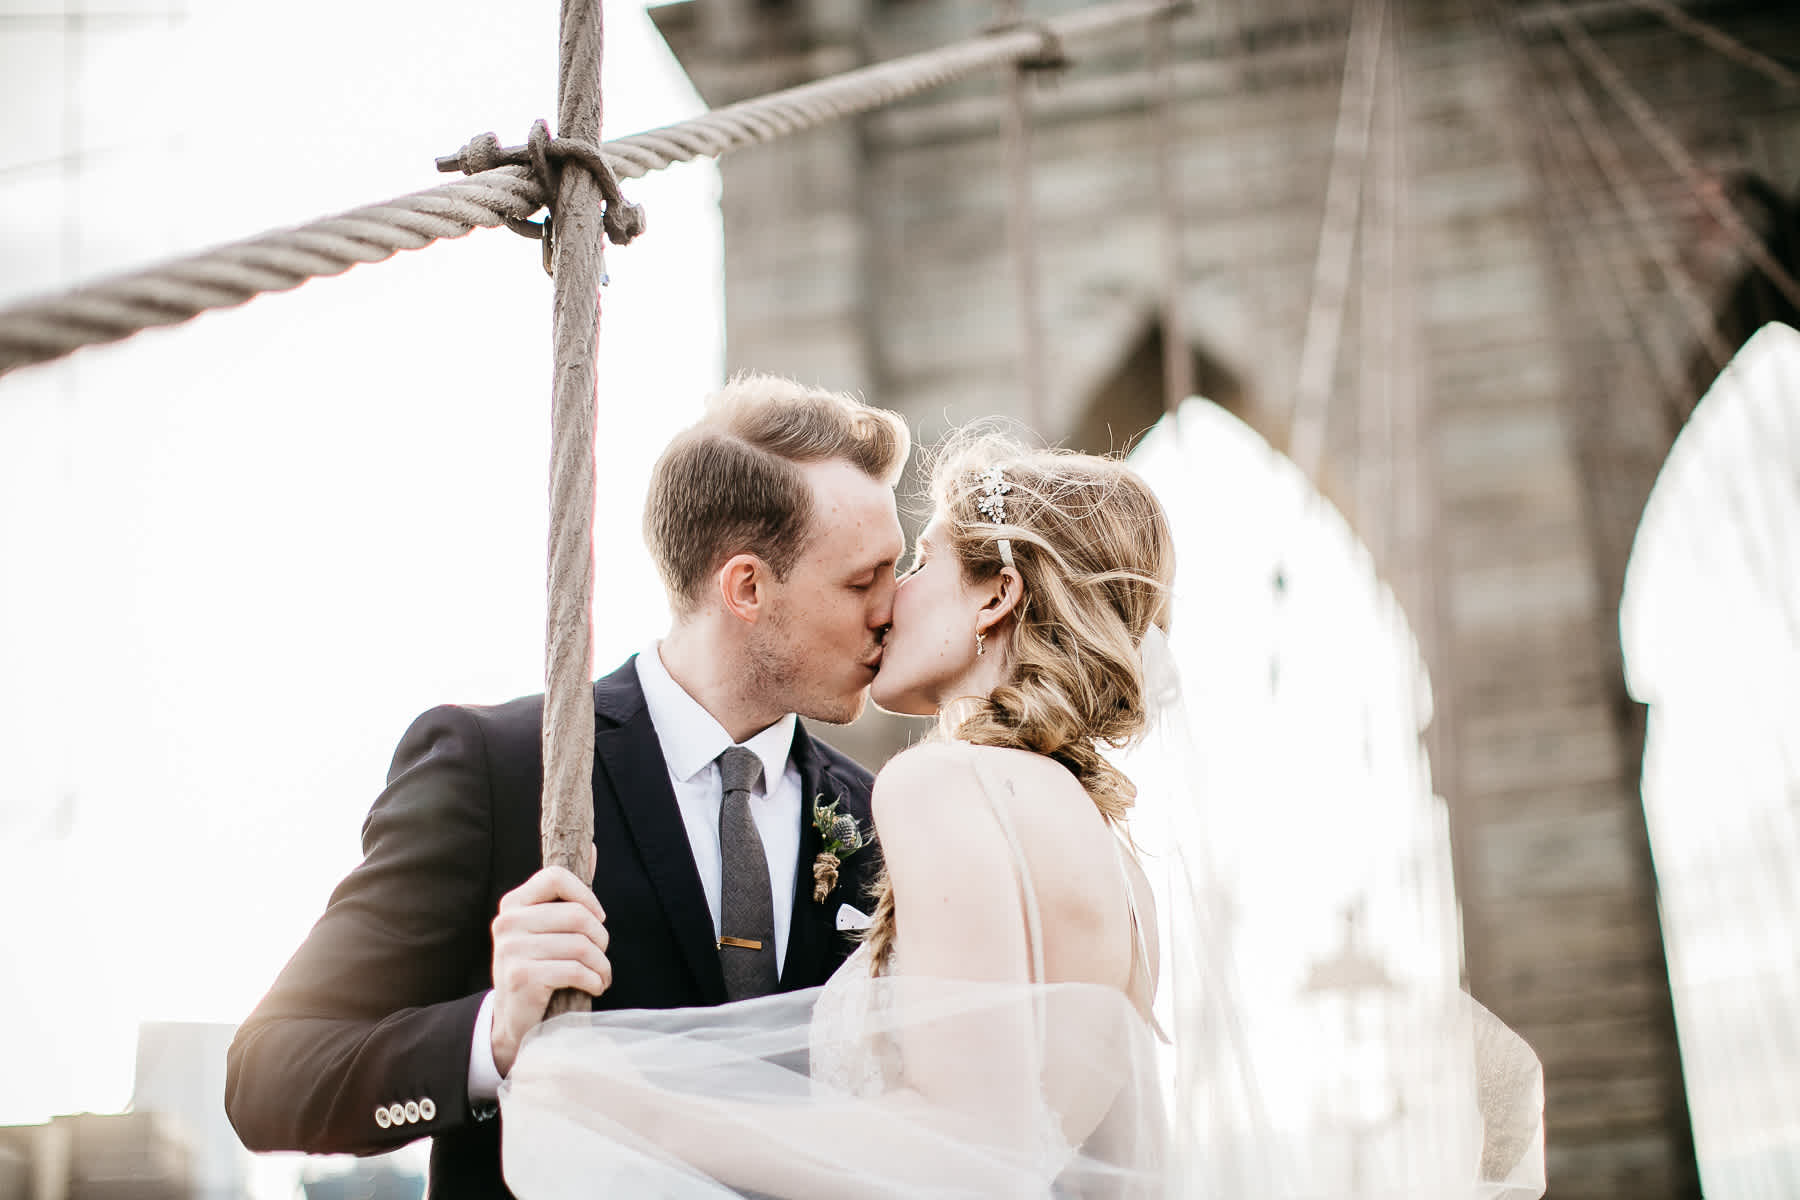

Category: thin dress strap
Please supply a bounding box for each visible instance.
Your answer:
[963,746,1046,987]
[1114,836,1171,1043]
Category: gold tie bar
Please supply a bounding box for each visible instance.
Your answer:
[718,935,763,951]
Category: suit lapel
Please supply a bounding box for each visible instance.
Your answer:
[592,662,728,1006]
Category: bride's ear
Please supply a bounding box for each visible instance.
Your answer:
[974,566,1023,637]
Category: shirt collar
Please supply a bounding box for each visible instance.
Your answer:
[637,642,797,791]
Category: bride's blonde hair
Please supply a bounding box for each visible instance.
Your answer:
[863,430,1176,969]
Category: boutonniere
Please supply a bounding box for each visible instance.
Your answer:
[810,793,868,903]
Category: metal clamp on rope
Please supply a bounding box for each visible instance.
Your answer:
[436,121,646,279]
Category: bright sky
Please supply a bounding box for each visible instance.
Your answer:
[0,0,721,1131]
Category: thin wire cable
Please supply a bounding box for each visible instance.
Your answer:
[1522,36,1691,432]
[1544,1,1800,312]
[1619,0,1799,91]
[1355,18,1398,567]
[997,0,1048,431]
[0,0,1181,379]
[1288,0,1387,480]
[1538,35,1734,370]
[1148,4,1194,416]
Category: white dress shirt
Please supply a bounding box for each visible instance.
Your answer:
[468,643,802,1102]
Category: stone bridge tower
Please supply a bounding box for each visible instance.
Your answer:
[653,1,1800,1194]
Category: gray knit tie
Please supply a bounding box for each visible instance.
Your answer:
[717,745,778,1000]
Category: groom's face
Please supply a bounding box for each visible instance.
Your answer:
[747,458,904,725]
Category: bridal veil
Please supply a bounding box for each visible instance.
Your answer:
[498,629,1545,1198]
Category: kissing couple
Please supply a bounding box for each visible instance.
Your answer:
[227,375,1543,1197]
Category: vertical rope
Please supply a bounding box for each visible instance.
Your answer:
[1148,7,1193,416]
[542,0,603,1019]
[998,2,1047,432]
[1287,0,1386,480]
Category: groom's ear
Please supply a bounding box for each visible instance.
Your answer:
[718,553,767,624]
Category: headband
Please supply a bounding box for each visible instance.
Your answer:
[975,466,1016,568]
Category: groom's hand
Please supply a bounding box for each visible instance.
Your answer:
[489,846,610,1078]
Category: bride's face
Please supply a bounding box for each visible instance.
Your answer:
[870,516,989,717]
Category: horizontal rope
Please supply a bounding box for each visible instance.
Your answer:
[0,0,1178,379]
[0,170,546,377]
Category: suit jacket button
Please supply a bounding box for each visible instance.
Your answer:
[375,1106,392,1129]
[404,1101,421,1124]
[386,1103,407,1127]
[419,1097,437,1122]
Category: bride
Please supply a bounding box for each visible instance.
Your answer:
[499,432,1544,1198]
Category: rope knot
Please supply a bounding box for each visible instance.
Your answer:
[436,119,646,275]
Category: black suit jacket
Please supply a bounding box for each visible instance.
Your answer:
[225,656,880,1199]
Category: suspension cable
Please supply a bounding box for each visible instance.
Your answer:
[996,0,1051,431]
[1540,36,1734,369]
[540,0,604,1017]
[0,0,1180,379]
[1148,3,1194,416]
[1544,1,1800,312]
[1619,0,1798,91]
[1288,0,1387,479]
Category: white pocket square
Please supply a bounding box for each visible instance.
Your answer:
[836,903,873,932]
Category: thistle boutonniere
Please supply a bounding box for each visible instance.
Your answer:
[810,793,868,903]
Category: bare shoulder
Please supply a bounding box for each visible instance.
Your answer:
[873,741,1088,847]
[876,739,1072,806]
[870,741,982,838]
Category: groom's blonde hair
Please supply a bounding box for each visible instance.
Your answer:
[645,373,910,616]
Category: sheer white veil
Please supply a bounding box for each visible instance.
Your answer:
[1132,623,1545,1199]
[496,627,1544,1200]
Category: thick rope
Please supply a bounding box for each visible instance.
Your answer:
[438,120,648,255]
[0,0,1178,380]
[1544,2,1800,313]
[541,0,604,1021]
[0,170,546,377]
[1287,0,1387,479]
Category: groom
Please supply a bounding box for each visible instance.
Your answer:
[225,375,910,1199]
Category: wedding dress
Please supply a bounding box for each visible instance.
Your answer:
[500,733,1544,1198]
[502,743,1167,1199]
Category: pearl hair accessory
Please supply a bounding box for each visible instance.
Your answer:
[975,466,1015,568]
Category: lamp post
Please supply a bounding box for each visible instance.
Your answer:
[1301,900,1403,1198]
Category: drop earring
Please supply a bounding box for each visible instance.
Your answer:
[975,629,987,656]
